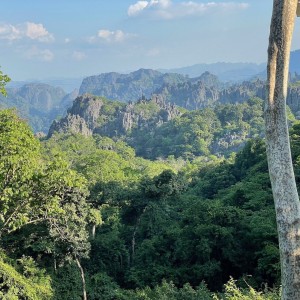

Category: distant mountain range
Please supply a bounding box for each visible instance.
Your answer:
[0,83,78,133]
[3,49,300,134]
[78,68,264,110]
[7,77,84,93]
[6,49,300,93]
[159,62,266,82]
[159,50,300,82]
[79,69,187,102]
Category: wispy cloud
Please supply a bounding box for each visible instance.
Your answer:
[127,0,249,19]
[128,1,150,16]
[25,46,54,61]
[88,29,136,43]
[0,22,54,42]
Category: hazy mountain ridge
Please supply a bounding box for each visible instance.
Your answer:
[7,77,84,93]
[79,69,187,102]
[4,50,300,135]
[0,83,78,133]
[159,62,267,82]
[78,69,225,109]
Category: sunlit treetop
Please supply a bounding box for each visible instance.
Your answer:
[0,68,10,97]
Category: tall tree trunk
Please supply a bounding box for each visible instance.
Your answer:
[92,224,96,239]
[75,257,87,300]
[265,1,300,299]
[54,258,57,273]
[131,222,139,266]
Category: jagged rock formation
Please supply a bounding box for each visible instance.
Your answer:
[287,85,300,116]
[48,94,181,138]
[78,67,300,115]
[48,95,106,137]
[210,131,248,155]
[79,69,186,102]
[5,69,300,138]
[191,71,221,88]
[218,79,266,104]
[156,80,219,110]
[79,69,224,110]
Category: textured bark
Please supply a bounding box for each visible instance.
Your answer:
[265,1,300,299]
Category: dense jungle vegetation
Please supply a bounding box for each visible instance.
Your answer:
[2,95,300,299]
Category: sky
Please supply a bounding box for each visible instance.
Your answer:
[1,0,300,80]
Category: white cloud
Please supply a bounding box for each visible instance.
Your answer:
[88,29,136,43]
[25,22,54,42]
[0,24,21,41]
[98,29,127,42]
[127,0,249,19]
[150,0,171,8]
[128,0,172,16]
[25,46,54,61]
[128,1,149,16]
[0,22,54,42]
[72,51,86,61]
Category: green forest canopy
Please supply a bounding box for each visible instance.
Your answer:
[1,104,299,298]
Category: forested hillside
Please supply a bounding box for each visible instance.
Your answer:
[3,0,300,298]
[0,83,78,133]
[49,93,287,160]
[1,68,299,300]
[4,70,300,137]
[0,104,291,299]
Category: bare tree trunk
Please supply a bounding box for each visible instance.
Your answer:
[131,222,138,266]
[92,224,96,239]
[266,1,300,299]
[75,257,87,300]
[54,258,57,273]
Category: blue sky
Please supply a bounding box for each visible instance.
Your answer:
[1,0,300,80]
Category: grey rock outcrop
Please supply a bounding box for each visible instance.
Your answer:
[287,86,300,115]
[48,94,181,138]
[79,69,186,102]
[48,94,104,137]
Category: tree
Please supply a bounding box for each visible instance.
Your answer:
[31,156,91,300]
[0,67,10,96]
[265,1,300,299]
[0,110,42,235]
[0,110,91,299]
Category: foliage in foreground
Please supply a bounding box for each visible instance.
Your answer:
[0,251,52,300]
[0,107,296,299]
[0,110,91,298]
[125,278,280,300]
[0,67,10,97]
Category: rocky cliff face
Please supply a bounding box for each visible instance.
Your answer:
[156,80,220,110]
[48,95,105,137]
[287,86,300,116]
[218,80,300,117]
[218,80,266,104]
[48,94,182,138]
[79,68,186,102]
